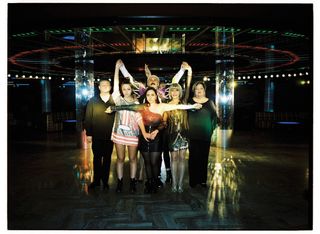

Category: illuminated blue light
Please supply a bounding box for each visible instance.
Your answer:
[81,89,89,96]
[276,122,301,125]
[63,35,75,41]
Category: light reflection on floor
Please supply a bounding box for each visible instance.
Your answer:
[73,145,93,195]
[207,147,243,223]
[9,130,310,229]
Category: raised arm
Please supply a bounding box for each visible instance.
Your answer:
[182,63,192,104]
[105,103,146,113]
[119,61,141,90]
[145,64,152,78]
[171,61,187,84]
[159,102,202,113]
[113,59,122,96]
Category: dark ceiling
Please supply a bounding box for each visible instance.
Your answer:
[8,3,313,81]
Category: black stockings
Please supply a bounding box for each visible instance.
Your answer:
[141,151,161,180]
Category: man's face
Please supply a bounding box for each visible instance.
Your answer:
[147,76,159,89]
[99,80,111,93]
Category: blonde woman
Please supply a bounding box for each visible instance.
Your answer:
[163,63,192,192]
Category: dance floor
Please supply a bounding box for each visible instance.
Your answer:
[7,127,311,230]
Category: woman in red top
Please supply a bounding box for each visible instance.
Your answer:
[106,87,201,193]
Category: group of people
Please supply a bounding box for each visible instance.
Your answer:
[84,59,218,194]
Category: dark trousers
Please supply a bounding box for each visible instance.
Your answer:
[188,139,211,186]
[92,139,114,185]
[162,132,171,170]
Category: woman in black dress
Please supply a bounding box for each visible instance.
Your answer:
[188,81,217,188]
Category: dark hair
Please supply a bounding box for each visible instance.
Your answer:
[119,80,133,97]
[192,81,206,93]
[144,87,160,104]
[98,79,110,85]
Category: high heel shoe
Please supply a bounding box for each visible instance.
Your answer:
[171,186,177,193]
[178,186,184,193]
[129,178,136,193]
[144,179,152,194]
[165,170,172,184]
[116,178,123,193]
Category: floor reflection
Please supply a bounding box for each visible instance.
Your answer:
[73,145,93,195]
[207,147,243,221]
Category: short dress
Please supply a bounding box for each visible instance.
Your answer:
[139,107,163,152]
[111,93,142,146]
[165,109,189,152]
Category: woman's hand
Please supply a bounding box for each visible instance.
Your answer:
[142,132,151,142]
[150,129,159,140]
[105,107,113,114]
[194,103,202,109]
[86,136,92,143]
[115,59,123,70]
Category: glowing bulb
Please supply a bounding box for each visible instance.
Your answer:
[232,81,237,88]
[220,94,230,103]
[82,89,89,96]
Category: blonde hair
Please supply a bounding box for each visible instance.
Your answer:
[147,75,160,84]
[169,83,183,99]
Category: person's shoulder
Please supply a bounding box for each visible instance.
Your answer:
[89,95,99,102]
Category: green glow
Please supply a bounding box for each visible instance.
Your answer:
[12,32,38,37]
[47,27,113,34]
[211,27,240,32]
[169,26,200,32]
[125,26,157,32]
[249,29,278,34]
[283,32,305,37]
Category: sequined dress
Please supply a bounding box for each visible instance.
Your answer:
[165,108,189,151]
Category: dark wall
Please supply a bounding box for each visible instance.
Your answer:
[7,77,312,131]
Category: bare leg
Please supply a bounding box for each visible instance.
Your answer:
[128,145,138,179]
[115,143,125,192]
[115,143,126,179]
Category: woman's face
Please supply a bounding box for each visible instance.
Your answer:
[194,84,206,98]
[146,89,157,104]
[121,84,132,98]
[170,88,180,100]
